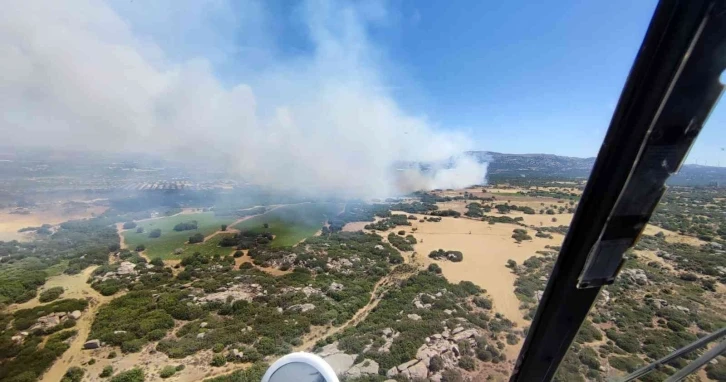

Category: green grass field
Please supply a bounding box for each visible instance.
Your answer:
[233,203,341,247]
[122,204,341,259]
[122,212,235,259]
[177,233,238,258]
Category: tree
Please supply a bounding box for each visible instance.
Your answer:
[398,230,405,235]
[263,223,269,229]
[135,244,145,252]
[148,229,161,238]
[188,233,205,244]
[221,224,227,231]
[136,227,144,234]
[150,258,164,267]
[123,222,137,229]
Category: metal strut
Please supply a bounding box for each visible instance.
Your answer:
[510,0,726,380]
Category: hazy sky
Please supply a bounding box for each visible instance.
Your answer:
[109,0,725,164]
[3,0,725,168]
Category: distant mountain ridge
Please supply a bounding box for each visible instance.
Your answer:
[468,151,726,186]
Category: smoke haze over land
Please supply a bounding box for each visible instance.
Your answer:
[0,0,487,197]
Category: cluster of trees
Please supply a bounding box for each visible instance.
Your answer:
[0,328,78,381]
[428,249,464,262]
[482,215,524,225]
[387,232,416,251]
[364,215,412,231]
[173,220,198,231]
[122,221,137,229]
[429,209,461,218]
[328,203,391,232]
[89,291,175,353]
[148,228,162,238]
[389,201,438,214]
[219,231,274,249]
[495,204,535,215]
[512,229,533,242]
[329,271,513,373]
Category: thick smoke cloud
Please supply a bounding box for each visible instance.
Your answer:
[0,0,487,197]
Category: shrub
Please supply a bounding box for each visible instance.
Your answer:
[506,259,517,268]
[211,354,227,367]
[135,244,146,252]
[136,227,144,233]
[159,366,177,379]
[441,369,463,382]
[609,355,643,372]
[428,263,442,274]
[579,347,600,370]
[61,366,85,382]
[109,368,145,382]
[458,356,476,371]
[233,251,244,258]
[39,287,65,303]
[474,297,493,310]
[221,224,228,231]
[108,351,117,359]
[398,230,405,235]
[100,366,114,378]
[429,355,444,372]
[706,361,726,381]
[506,333,519,345]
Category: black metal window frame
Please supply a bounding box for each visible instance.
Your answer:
[510,1,726,380]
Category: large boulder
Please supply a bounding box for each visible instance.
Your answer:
[344,359,379,379]
[407,361,429,379]
[84,339,101,349]
[323,353,355,376]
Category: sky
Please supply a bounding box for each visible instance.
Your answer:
[109,0,724,163]
[1,0,724,196]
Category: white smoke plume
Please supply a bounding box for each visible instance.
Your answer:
[0,0,487,198]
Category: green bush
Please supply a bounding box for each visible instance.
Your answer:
[441,369,463,382]
[429,355,444,372]
[458,356,476,371]
[609,355,643,372]
[159,366,177,379]
[100,366,114,378]
[211,354,227,367]
[428,263,442,274]
[579,347,600,370]
[706,361,726,381]
[61,366,84,382]
[109,368,144,382]
[39,287,65,303]
[474,296,492,310]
